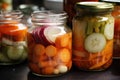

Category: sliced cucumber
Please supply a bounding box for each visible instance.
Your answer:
[7,46,24,60]
[104,19,114,40]
[84,33,106,53]
[20,49,28,60]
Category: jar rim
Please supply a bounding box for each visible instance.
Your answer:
[31,10,67,18]
[31,11,67,26]
[0,10,23,21]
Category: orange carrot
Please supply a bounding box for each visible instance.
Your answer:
[0,23,27,41]
[89,40,113,69]
[38,59,57,68]
[45,45,57,57]
[66,38,72,50]
[55,32,71,48]
[58,48,71,63]
[34,44,45,56]
[38,61,48,68]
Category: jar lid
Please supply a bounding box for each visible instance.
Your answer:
[101,0,120,3]
[76,2,114,13]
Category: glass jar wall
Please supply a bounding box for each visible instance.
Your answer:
[27,11,72,77]
[0,10,28,65]
[72,2,114,71]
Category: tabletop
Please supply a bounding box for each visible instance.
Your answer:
[0,59,120,80]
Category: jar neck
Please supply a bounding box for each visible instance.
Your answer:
[0,10,23,24]
[76,8,112,17]
[31,11,67,27]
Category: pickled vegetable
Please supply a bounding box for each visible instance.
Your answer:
[0,20,28,65]
[73,14,114,70]
[27,32,72,76]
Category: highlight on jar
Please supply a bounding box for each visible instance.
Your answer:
[0,10,28,65]
[72,2,114,71]
[27,11,72,76]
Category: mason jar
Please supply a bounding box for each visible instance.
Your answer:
[72,2,114,71]
[0,10,28,65]
[27,11,72,76]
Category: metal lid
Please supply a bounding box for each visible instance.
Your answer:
[76,2,114,13]
[101,0,120,3]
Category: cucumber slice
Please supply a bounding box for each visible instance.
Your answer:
[20,49,27,60]
[104,19,114,40]
[84,33,106,53]
[7,46,24,60]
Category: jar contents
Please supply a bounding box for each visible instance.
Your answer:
[27,11,72,76]
[0,11,28,65]
[72,2,114,71]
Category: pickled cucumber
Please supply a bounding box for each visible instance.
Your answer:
[84,33,106,53]
[7,46,24,60]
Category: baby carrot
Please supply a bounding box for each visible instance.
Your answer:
[34,44,45,56]
[58,48,71,63]
[55,32,71,48]
[45,45,57,57]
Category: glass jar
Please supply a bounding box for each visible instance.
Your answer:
[63,0,98,27]
[72,2,114,71]
[0,0,13,11]
[0,10,28,65]
[27,11,72,76]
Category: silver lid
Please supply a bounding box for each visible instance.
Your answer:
[76,2,114,13]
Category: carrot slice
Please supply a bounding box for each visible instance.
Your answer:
[45,45,57,57]
[89,40,113,69]
[34,44,45,56]
[55,32,72,48]
[58,48,71,63]
[38,59,57,68]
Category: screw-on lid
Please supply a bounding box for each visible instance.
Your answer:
[102,0,120,3]
[76,2,114,13]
